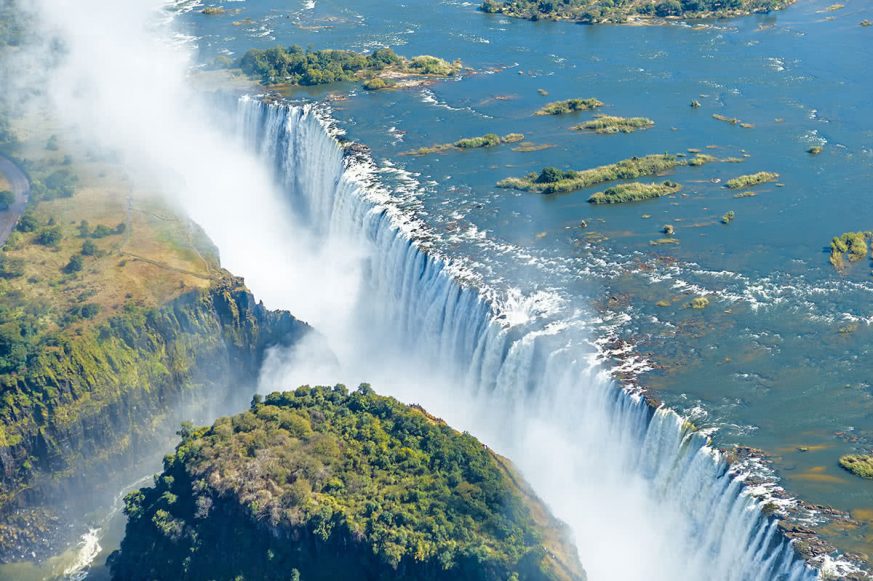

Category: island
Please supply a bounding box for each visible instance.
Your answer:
[829,231,872,271]
[588,181,681,204]
[535,98,603,116]
[404,133,525,156]
[108,385,587,581]
[480,0,795,24]
[839,454,873,479]
[573,115,654,134]
[724,171,779,189]
[497,153,715,194]
[239,45,460,89]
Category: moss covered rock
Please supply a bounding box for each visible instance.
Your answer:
[109,385,586,581]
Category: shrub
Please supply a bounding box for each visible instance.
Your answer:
[36,226,63,247]
[64,254,84,274]
[0,190,13,210]
[81,240,98,256]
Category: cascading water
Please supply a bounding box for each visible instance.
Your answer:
[236,96,818,581]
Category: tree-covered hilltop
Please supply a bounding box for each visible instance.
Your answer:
[480,0,794,24]
[109,385,586,581]
[239,45,460,87]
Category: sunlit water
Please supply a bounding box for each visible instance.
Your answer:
[181,0,873,564]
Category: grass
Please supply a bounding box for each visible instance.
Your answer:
[497,152,715,195]
[404,133,524,156]
[573,115,654,134]
[725,171,779,189]
[839,455,873,478]
[0,141,217,342]
[535,98,603,116]
[588,181,680,204]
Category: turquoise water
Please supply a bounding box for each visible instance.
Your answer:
[185,0,873,561]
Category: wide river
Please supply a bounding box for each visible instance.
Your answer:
[180,0,873,564]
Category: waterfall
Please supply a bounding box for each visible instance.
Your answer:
[236,96,818,581]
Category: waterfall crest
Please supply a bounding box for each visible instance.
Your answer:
[237,97,817,581]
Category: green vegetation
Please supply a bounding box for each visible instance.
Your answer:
[829,231,872,270]
[0,191,12,211]
[662,224,675,235]
[480,0,794,24]
[690,296,710,309]
[734,191,757,199]
[721,210,735,224]
[839,454,873,479]
[239,45,459,87]
[109,385,585,581]
[513,143,554,152]
[405,133,525,156]
[201,6,226,15]
[588,181,681,204]
[807,145,823,155]
[573,115,654,134]
[724,171,779,189]
[687,153,717,166]
[362,77,393,90]
[498,153,714,195]
[0,139,308,555]
[535,98,603,116]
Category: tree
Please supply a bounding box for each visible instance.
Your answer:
[16,212,38,232]
[36,226,63,247]
[64,254,84,274]
[535,167,567,184]
[0,190,13,211]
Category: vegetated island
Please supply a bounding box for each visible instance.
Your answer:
[588,181,681,204]
[839,454,873,479]
[828,231,872,271]
[480,0,794,24]
[497,153,715,195]
[573,115,654,134]
[404,133,524,156]
[108,385,586,581]
[535,98,603,116]
[239,45,460,90]
[724,171,779,189]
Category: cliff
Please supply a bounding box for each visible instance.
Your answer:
[108,385,586,581]
[0,277,309,559]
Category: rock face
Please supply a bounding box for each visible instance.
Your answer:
[109,385,586,581]
[0,277,309,559]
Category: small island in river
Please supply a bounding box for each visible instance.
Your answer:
[240,45,460,90]
[498,153,714,194]
[480,0,795,24]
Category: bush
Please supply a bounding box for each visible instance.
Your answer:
[64,254,84,274]
[36,226,63,247]
[16,212,38,233]
[0,190,13,210]
[81,240,98,256]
